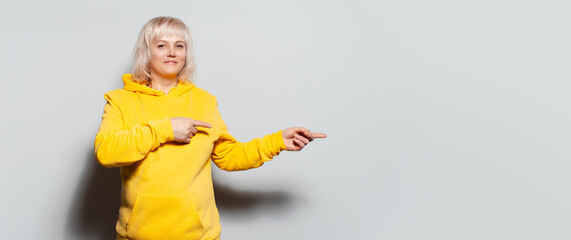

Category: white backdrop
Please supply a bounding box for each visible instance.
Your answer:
[1,0,570,239]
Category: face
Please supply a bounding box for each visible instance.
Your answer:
[148,35,187,81]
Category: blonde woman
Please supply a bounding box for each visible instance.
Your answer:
[94,16,326,240]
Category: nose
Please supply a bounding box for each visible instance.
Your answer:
[167,45,176,57]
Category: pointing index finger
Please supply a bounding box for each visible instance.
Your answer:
[191,120,212,128]
[310,133,327,138]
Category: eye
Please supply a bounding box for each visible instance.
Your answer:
[157,44,165,48]
[177,44,185,48]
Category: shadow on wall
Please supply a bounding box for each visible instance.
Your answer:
[213,177,295,220]
[66,150,121,240]
[66,149,295,239]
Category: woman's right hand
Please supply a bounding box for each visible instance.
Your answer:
[170,117,212,143]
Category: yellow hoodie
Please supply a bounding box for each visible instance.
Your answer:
[95,74,287,240]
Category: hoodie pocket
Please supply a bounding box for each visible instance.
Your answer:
[126,193,204,240]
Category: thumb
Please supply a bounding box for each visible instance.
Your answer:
[290,127,308,133]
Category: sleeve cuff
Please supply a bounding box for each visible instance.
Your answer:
[274,130,287,151]
[257,130,287,162]
[151,117,174,142]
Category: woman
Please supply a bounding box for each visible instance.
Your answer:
[94,16,326,240]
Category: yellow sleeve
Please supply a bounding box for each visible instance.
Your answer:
[94,93,174,168]
[210,102,287,171]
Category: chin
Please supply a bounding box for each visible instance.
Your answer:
[163,69,183,77]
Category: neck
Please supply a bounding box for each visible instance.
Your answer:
[148,75,178,94]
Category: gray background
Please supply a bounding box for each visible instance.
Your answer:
[1,0,570,239]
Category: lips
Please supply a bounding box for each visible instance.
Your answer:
[164,60,177,64]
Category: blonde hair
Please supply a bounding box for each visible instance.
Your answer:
[132,16,196,84]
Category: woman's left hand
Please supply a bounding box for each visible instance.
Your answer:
[282,127,327,151]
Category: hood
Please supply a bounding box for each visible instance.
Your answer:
[122,73,195,96]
